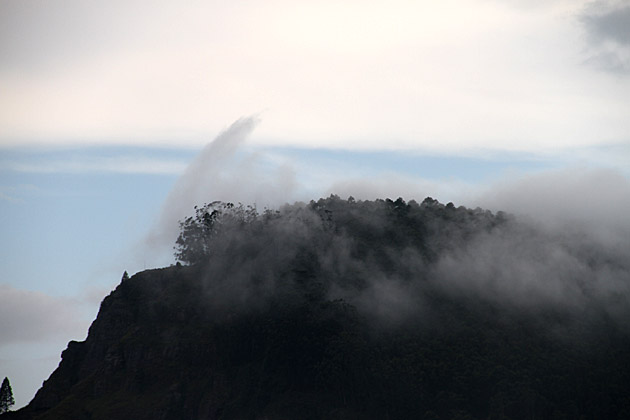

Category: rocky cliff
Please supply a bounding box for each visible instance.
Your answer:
[5,266,382,419]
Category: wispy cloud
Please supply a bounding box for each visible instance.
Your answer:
[146,116,299,254]
[2,156,187,175]
[0,184,40,203]
[0,190,21,203]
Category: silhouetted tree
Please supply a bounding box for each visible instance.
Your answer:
[174,202,259,265]
[0,377,15,414]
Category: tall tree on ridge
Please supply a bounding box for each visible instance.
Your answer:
[0,377,15,414]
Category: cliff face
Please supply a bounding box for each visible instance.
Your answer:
[19,266,226,420]
[8,266,376,420]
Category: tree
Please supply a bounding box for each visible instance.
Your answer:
[0,377,15,414]
[174,203,223,265]
[174,202,259,265]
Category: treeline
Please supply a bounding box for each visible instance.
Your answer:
[175,195,508,267]
[173,194,627,320]
[173,195,513,322]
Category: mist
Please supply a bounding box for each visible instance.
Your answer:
[137,116,630,332]
[473,167,630,248]
[144,116,298,262]
[170,199,628,337]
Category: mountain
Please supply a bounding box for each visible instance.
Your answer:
[4,196,630,419]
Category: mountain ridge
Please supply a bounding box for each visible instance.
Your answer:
[4,196,629,419]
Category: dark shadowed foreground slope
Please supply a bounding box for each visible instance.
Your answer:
[4,197,630,419]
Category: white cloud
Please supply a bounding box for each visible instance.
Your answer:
[471,166,630,249]
[1,0,628,154]
[146,116,299,260]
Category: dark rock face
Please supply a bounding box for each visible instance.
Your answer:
[10,267,222,420]
[7,267,378,420]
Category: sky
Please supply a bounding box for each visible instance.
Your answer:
[1,0,629,409]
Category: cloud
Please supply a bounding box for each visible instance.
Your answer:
[147,120,630,254]
[471,167,630,247]
[581,2,630,44]
[1,155,188,175]
[325,174,474,206]
[0,285,89,346]
[323,164,630,251]
[0,190,21,203]
[0,285,92,408]
[2,1,628,154]
[580,1,630,73]
[429,219,630,327]
[321,167,630,320]
[167,191,629,330]
[146,116,299,260]
[311,165,630,315]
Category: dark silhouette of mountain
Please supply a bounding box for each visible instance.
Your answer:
[4,196,630,419]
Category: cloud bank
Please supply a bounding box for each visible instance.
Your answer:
[2,1,628,153]
[0,285,88,346]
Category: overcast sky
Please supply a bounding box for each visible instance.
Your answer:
[1,0,629,409]
[1,0,629,152]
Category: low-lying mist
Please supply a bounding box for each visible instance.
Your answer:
[141,116,629,333]
[173,196,630,333]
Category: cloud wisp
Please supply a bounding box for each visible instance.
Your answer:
[146,116,299,260]
[0,153,188,175]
